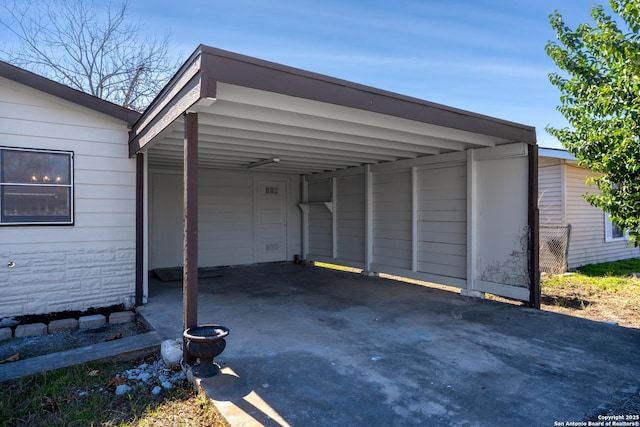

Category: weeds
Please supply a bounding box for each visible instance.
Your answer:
[0,355,228,427]
[542,259,640,328]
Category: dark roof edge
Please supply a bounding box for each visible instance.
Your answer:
[199,45,537,144]
[539,147,576,161]
[0,61,141,126]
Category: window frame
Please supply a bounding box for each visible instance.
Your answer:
[604,212,628,243]
[0,146,74,226]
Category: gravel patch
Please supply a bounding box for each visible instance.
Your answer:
[0,320,149,362]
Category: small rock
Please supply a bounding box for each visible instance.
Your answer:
[78,391,88,397]
[161,381,172,389]
[115,384,132,396]
[152,386,162,395]
[0,317,18,328]
[161,339,182,368]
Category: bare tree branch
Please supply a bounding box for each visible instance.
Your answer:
[0,0,180,111]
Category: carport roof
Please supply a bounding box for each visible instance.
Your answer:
[129,45,536,174]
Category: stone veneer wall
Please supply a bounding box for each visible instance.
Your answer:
[1,247,136,317]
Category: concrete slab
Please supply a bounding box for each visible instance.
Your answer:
[138,263,640,426]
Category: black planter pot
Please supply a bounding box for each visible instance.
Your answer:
[183,324,230,377]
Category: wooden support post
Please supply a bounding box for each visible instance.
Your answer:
[463,149,483,298]
[135,153,144,307]
[183,112,198,365]
[364,164,373,272]
[300,175,309,260]
[411,167,418,272]
[331,177,337,260]
[528,144,541,309]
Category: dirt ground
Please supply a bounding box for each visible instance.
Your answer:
[541,289,640,329]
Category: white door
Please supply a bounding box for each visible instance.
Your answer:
[150,173,183,269]
[256,179,288,263]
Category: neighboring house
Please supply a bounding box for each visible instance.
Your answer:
[0,61,140,317]
[538,147,640,272]
[2,45,541,318]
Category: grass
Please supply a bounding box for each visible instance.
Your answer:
[0,354,228,427]
[541,258,640,328]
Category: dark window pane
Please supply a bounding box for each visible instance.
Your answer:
[2,185,71,222]
[2,150,70,185]
[612,222,624,239]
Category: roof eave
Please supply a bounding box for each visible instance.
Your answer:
[129,45,537,155]
[0,61,141,126]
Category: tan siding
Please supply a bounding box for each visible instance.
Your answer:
[564,165,640,268]
[373,170,412,270]
[336,174,365,263]
[308,178,333,258]
[149,169,301,269]
[416,164,466,279]
[538,162,563,225]
[0,76,136,316]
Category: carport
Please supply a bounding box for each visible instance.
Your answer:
[129,45,540,337]
[137,263,640,425]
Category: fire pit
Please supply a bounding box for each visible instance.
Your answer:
[183,324,229,377]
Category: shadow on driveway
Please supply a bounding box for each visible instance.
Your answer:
[138,263,640,426]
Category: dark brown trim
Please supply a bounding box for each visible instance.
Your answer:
[129,44,537,154]
[198,46,537,144]
[135,153,144,307]
[0,61,140,126]
[182,112,199,365]
[528,144,540,309]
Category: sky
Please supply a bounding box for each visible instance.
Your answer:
[3,0,614,148]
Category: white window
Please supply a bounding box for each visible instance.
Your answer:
[604,213,627,242]
[0,147,73,225]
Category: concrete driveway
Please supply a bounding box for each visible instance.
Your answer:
[137,263,640,426]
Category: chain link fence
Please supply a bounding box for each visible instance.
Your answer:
[539,224,572,275]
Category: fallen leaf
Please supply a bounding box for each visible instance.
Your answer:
[105,333,122,341]
[88,369,100,376]
[106,376,127,389]
[0,352,20,364]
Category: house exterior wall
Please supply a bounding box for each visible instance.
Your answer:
[416,162,467,279]
[564,164,640,269]
[336,174,365,263]
[148,166,301,269]
[474,152,530,296]
[372,170,412,271]
[538,157,564,226]
[0,76,136,317]
[308,180,333,258]
[305,143,532,301]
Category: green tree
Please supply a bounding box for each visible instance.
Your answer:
[546,0,640,244]
[0,0,179,111]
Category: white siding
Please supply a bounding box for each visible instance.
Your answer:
[475,154,530,290]
[0,76,136,317]
[372,170,412,270]
[336,174,365,263]
[307,179,333,258]
[148,167,301,269]
[416,163,466,279]
[304,145,532,300]
[538,158,563,225]
[564,165,640,269]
